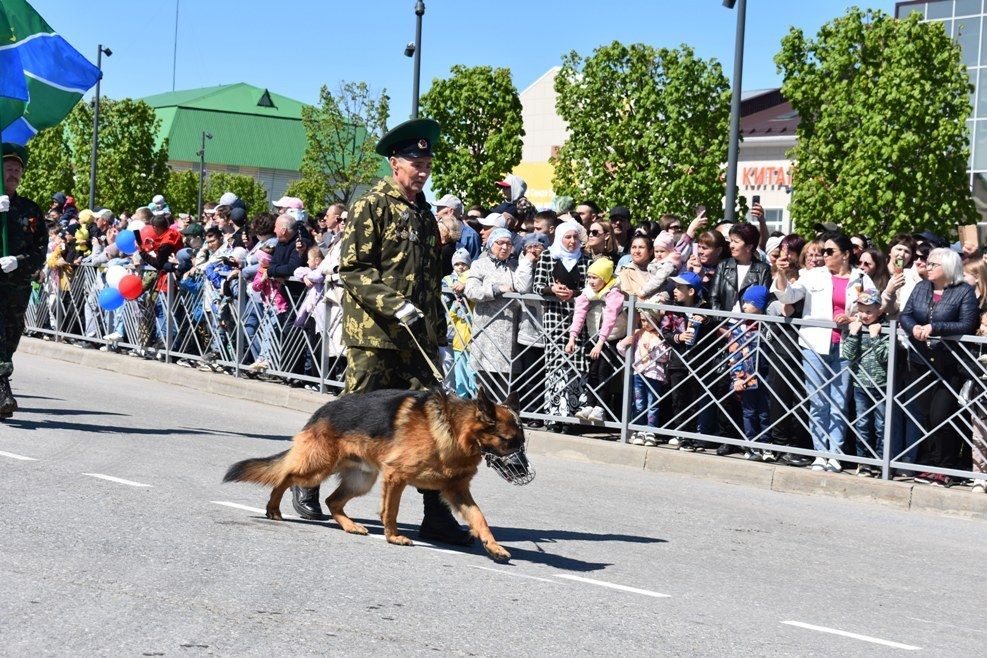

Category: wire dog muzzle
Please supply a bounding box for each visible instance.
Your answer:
[484,446,535,486]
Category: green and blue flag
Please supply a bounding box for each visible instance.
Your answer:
[0,0,101,144]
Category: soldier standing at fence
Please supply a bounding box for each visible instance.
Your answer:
[0,144,47,419]
[289,119,472,546]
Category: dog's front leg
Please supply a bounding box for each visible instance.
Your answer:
[443,485,510,562]
[380,474,412,546]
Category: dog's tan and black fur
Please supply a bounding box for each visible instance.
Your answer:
[224,387,524,561]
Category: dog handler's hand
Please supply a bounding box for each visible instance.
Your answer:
[396,301,425,331]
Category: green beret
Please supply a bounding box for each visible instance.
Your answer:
[2,143,28,168]
[375,118,440,158]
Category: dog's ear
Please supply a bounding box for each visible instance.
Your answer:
[475,385,496,422]
[504,390,520,412]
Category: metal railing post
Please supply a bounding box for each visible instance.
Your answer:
[880,320,897,480]
[234,271,244,379]
[320,298,329,395]
[619,296,637,444]
[164,274,173,365]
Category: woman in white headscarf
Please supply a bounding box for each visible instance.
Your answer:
[533,220,590,426]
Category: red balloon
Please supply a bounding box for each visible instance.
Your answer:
[118,274,143,301]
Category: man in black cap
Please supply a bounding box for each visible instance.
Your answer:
[609,205,632,257]
[290,118,471,546]
[0,143,47,419]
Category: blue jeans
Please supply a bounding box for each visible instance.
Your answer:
[741,386,769,442]
[154,295,177,350]
[632,373,662,428]
[802,347,850,454]
[853,384,886,459]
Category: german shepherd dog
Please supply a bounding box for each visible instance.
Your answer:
[223,387,526,561]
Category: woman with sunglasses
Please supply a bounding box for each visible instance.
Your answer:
[773,231,875,473]
[899,248,978,487]
[585,220,619,263]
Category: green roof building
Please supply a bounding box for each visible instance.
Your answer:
[142,83,306,202]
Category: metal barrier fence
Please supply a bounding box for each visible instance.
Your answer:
[25,264,987,486]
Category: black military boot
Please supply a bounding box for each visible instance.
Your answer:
[0,377,16,419]
[419,489,473,546]
[291,485,328,520]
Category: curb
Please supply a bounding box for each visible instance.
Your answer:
[19,337,987,522]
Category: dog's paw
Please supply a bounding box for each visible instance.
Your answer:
[386,534,414,546]
[345,523,368,535]
[484,541,511,562]
[265,509,283,521]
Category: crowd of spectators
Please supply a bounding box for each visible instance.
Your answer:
[24,176,987,493]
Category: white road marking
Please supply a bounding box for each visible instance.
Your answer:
[210,501,298,519]
[782,621,921,650]
[469,565,555,583]
[554,574,671,598]
[0,450,37,461]
[82,473,151,487]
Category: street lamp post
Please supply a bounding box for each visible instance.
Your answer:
[410,1,425,118]
[723,0,747,223]
[196,131,212,221]
[88,44,112,210]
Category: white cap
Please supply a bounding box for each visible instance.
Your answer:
[273,195,304,210]
[477,213,507,228]
[152,194,166,205]
[218,191,238,207]
[435,194,463,215]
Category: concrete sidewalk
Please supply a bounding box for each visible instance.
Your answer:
[19,336,987,522]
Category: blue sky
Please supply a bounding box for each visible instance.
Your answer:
[29,0,900,122]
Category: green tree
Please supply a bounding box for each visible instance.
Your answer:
[164,169,200,216]
[420,65,524,207]
[18,126,74,205]
[552,42,732,221]
[206,172,269,214]
[64,98,170,211]
[292,82,389,208]
[776,8,976,240]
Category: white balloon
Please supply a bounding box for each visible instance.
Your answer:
[128,220,146,231]
[105,265,128,289]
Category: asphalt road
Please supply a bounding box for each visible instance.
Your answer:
[2,351,986,656]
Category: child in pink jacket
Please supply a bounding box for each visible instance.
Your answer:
[565,257,627,422]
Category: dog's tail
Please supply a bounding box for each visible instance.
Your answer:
[223,450,291,487]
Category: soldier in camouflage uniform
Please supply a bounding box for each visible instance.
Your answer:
[290,119,471,546]
[0,144,48,419]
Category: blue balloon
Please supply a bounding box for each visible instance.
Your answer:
[98,287,125,311]
[115,230,137,255]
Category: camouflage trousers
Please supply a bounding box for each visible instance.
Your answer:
[343,344,442,395]
[0,283,31,378]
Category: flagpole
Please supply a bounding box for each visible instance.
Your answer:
[1,104,8,258]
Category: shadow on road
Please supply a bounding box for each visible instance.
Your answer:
[15,407,126,417]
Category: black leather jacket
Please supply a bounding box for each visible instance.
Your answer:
[708,258,772,311]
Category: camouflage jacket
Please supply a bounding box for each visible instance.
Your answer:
[1,192,46,285]
[340,177,446,351]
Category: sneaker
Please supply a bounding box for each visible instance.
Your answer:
[744,450,762,461]
[248,359,269,373]
[103,332,123,342]
[175,358,194,368]
[197,362,216,372]
[586,406,605,422]
[929,474,953,488]
[825,458,843,473]
[98,345,110,352]
[761,450,777,463]
[679,440,697,452]
[574,406,593,420]
[810,457,827,472]
[913,472,933,485]
[668,437,681,447]
[855,465,873,477]
[642,432,658,447]
[972,479,987,494]
[629,432,646,446]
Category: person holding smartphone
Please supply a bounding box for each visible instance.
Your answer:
[749,194,770,251]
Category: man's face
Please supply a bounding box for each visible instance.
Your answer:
[205,233,222,252]
[3,158,24,194]
[274,219,295,243]
[610,216,630,237]
[576,204,596,225]
[390,156,432,197]
[533,220,554,237]
[323,207,344,232]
